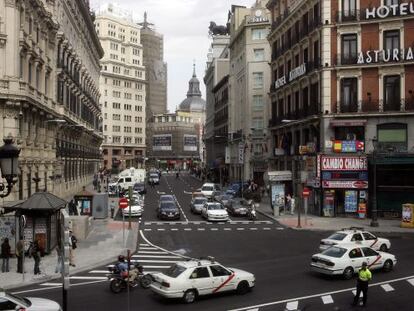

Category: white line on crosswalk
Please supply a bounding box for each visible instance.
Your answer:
[171,228,178,231]
[138,251,169,254]
[250,228,258,231]
[142,265,171,269]
[210,228,218,231]
[144,229,152,231]
[132,255,181,259]
[139,243,150,246]
[224,228,231,231]
[157,228,165,231]
[130,260,181,263]
[40,282,62,287]
[89,270,109,274]
[285,301,298,310]
[381,284,394,292]
[198,228,205,231]
[70,276,107,280]
[237,228,245,231]
[276,227,284,230]
[246,309,258,311]
[263,228,271,230]
[184,228,192,231]
[321,295,333,304]
[139,247,157,250]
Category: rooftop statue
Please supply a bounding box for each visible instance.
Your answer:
[208,21,229,36]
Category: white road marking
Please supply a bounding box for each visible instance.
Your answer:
[321,295,333,304]
[263,228,271,230]
[211,228,218,231]
[229,274,414,311]
[246,309,259,311]
[184,228,192,231]
[40,282,62,287]
[250,228,258,231]
[13,280,106,294]
[143,265,171,269]
[139,243,150,246]
[285,301,298,310]
[130,259,181,263]
[132,255,181,259]
[144,229,152,231]
[156,223,165,225]
[138,247,158,250]
[381,284,394,292]
[224,228,232,231]
[237,228,245,231]
[276,227,284,230]
[89,270,109,274]
[157,228,165,231]
[183,191,192,194]
[171,228,179,231]
[198,228,205,231]
[70,276,107,280]
[138,251,169,254]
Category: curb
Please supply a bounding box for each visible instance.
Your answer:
[255,208,288,229]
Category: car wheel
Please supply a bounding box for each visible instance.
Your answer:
[383,259,393,272]
[140,274,152,289]
[343,266,354,280]
[379,244,388,252]
[182,289,197,303]
[236,281,250,295]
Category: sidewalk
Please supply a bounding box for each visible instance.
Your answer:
[1,217,139,289]
[256,199,414,234]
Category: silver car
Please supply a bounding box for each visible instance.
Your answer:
[190,196,208,214]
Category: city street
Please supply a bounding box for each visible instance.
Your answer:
[10,173,414,311]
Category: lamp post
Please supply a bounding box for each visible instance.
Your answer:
[370,138,379,227]
[0,138,21,198]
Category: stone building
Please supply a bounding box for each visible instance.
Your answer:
[95,3,147,172]
[267,0,414,217]
[0,0,103,202]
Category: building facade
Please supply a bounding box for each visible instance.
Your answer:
[267,0,414,217]
[0,0,103,202]
[227,1,272,185]
[95,3,147,172]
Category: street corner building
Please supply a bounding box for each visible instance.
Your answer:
[0,0,104,203]
[266,0,414,218]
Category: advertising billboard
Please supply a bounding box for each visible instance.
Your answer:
[153,134,172,151]
[183,135,197,151]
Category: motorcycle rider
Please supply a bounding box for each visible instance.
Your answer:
[115,255,140,286]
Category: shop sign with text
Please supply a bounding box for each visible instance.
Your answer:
[322,180,368,189]
[357,48,414,64]
[365,3,414,20]
[333,140,365,153]
[321,156,367,171]
[274,63,307,90]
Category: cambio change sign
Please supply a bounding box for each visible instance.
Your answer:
[153,134,172,151]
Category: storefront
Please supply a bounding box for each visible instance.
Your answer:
[318,154,368,217]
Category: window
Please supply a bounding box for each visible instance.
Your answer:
[342,0,356,20]
[383,30,400,52]
[349,248,363,258]
[254,49,265,61]
[340,78,358,112]
[19,54,24,79]
[362,247,378,257]
[252,95,264,111]
[341,34,357,64]
[362,232,376,241]
[377,123,407,145]
[253,72,263,89]
[384,0,399,6]
[252,117,264,129]
[210,265,231,277]
[252,28,267,40]
[334,126,365,141]
[383,75,400,111]
[190,267,210,279]
[351,233,363,242]
[164,264,186,278]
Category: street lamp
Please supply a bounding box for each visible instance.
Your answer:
[370,137,379,227]
[0,138,21,198]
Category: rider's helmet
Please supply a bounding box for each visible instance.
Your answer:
[118,255,125,262]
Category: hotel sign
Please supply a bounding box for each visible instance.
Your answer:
[365,3,414,19]
[274,63,307,90]
[357,48,414,64]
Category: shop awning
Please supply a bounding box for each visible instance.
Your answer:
[330,119,367,127]
[7,192,67,212]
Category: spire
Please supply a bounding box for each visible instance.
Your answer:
[187,63,201,98]
[138,11,154,29]
[192,59,196,77]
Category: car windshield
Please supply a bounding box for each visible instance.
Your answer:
[321,246,347,258]
[194,198,207,204]
[130,198,140,205]
[134,183,144,188]
[327,233,348,241]
[160,202,178,210]
[164,264,187,278]
[208,204,224,210]
[202,186,214,191]
[150,174,158,178]
[3,292,31,307]
[160,196,174,202]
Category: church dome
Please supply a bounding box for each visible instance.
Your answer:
[179,64,206,112]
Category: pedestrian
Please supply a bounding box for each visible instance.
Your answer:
[68,231,77,267]
[32,239,42,275]
[1,238,11,272]
[68,199,77,215]
[55,245,63,274]
[16,237,24,273]
[352,261,372,307]
[285,194,292,214]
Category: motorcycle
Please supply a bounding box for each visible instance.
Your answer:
[247,201,258,220]
[107,263,152,293]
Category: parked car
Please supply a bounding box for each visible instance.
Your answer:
[122,198,144,217]
[200,183,220,198]
[148,173,160,185]
[201,202,229,222]
[0,289,62,311]
[319,227,391,252]
[226,199,249,216]
[157,201,181,220]
[190,197,208,214]
[150,257,255,303]
[310,244,397,280]
[226,182,249,197]
[133,182,146,195]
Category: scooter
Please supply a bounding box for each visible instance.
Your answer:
[107,263,152,293]
[247,203,257,220]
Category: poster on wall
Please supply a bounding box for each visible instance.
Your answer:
[0,216,16,253]
[323,191,335,217]
[183,135,197,151]
[271,184,285,210]
[345,190,358,213]
[153,134,172,151]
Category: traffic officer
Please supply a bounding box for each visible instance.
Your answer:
[352,261,372,307]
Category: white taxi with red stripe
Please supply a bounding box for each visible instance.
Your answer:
[149,258,255,303]
[319,227,391,252]
[311,244,397,280]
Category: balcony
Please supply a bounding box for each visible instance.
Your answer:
[268,103,321,128]
[334,54,358,66]
[334,99,413,113]
[336,10,358,23]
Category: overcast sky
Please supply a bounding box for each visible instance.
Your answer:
[90,0,255,112]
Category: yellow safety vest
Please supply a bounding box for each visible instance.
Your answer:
[358,268,372,282]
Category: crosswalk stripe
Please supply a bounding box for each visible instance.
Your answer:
[263,228,271,230]
[89,270,109,274]
[40,282,62,287]
[407,278,414,286]
[321,295,333,304]
[381,284,394,292]
[237,228,245,231]
[171,228,178,231]
[144,228,152,231]
[139,247,157,250]
[157,228,166,231]
[184,228,192,231]
[211,228,218,231]
[250,228,258,231]
[224,228,231,231]
[138,251,168,254]
[286,301,299,310]
[142,265,171,269]
[198,228,205,231]
[130,260,181,263]
[70,276,107,280]
[246,309,259,311]
[131,255,181,259]
[139,243,150,246]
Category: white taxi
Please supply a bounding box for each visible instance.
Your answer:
[201,202,229,222]
[0,289,62,311]
[150,258,255,303]
[122,198,144,217]
[319,227,391,252]
[311,244,397,280]
[200,183,220,198]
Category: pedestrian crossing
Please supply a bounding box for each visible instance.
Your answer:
[143,220,274,225]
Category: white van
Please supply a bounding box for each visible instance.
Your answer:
[110,168,146,191]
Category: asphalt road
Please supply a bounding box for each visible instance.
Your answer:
[11,173,414,311]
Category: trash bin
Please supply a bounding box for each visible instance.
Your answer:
[401,203,414,228]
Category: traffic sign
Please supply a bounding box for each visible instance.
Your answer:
[302,187,311,198]
[119,198,128,209]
